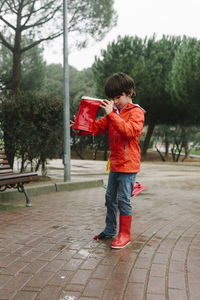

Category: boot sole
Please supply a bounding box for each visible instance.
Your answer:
[110,241,131,249]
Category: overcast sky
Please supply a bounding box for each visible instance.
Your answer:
[43,0,200,70]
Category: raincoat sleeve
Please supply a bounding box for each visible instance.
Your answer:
[80,115,108,136]
[106,107,145,139]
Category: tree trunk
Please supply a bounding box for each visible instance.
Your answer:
[141,122,155,158]
[12,51,21,93]
[104,148,108,161]
[165,133,169,157]
[155,145,166,161]
[12,27,22,93]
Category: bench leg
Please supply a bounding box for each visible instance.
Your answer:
[18,183,32,207]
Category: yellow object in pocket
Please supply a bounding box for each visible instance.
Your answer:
[106,158,110,174]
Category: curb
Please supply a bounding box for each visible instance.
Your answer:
[0,179,104,203]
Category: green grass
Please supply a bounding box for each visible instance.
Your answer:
[190,149,200,155]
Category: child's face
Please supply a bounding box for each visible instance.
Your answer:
[112,93,132,111]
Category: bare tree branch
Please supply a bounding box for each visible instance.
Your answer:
[0,15,16,30]
[0,32,14,51]
[22,4,62,30]
[21,31,63,52]
[21,0,37,26]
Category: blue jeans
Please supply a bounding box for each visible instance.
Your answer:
[103,171,137,237]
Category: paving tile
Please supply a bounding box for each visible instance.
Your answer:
[169,260,185,272]
[134,257,151,269]
[58,290,81,299]
[168,272,186,289]
[106,272,128,291]
[19,250,43,263]
[82,278,106,297]
[189,283,200,300]
[0,288,16,299]
[146,294,165,300]
[123,282,144,300]
[62,259,83,271]
[153,253,169,264]
[64,284,85,293]
[78,297,99,300]
[0,260,28,276]
[129,267,147,283]
[0,162,200,300]
[147,276,165,294]
[35,285,61,300]
[12,246,32,256]
[12,290,38,300]
[24,270,53,289]
[102,289,123,300]
[150,263,166,277]
[80,257,100,270]
[92,264,113,279]
[2,272,33,291]
[114,261,132,274]
[0,255,19,267]
[0,274,13,287]
[48,270,72,287]
[168,288,187,300]
[54,249,76,261]
[36,250,59,261]
[42,259,66,273]
[21,260,48,274]
[70,269,92,285]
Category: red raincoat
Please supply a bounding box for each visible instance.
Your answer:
[88,103,145,173]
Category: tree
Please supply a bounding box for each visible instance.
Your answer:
[0,41,46,92]
[153,125,200,162]
[41,63,98,159]
[169,37,200,124]
[136,35,182,157]
[93,35,145,98]
[93,35,145,160]
[0,91,63,173]
[41,63,64,97]
[0,0,117,93]
[93,35,182,157]
[0,40,46,92]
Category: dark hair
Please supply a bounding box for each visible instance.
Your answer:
[104,72,136,99]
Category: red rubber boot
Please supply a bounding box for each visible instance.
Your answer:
[74,96,103,134]
[111,215,132,249]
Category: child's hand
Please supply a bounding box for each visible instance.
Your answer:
[70,115,80,134]
[100,100,114,115]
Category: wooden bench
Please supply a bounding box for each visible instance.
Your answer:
[0,147,39,207]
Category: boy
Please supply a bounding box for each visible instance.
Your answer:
[71,72,145,249]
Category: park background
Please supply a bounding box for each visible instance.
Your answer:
[0,0,200,177]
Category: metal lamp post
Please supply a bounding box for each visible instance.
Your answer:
[63,0,71,181]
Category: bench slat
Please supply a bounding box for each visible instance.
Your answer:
[0,160,10,165]
[0,173,39,186]
[0,172,38,180]
[0,169,14,174]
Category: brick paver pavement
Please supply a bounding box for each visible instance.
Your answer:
[0,162,200,300]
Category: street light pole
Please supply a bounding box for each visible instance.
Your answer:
[63,0,71,181]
